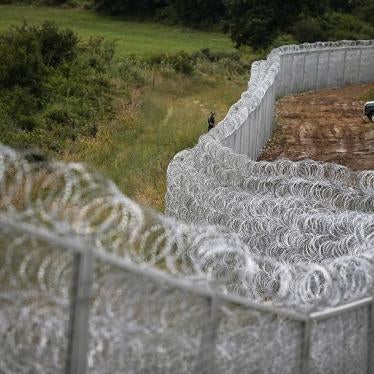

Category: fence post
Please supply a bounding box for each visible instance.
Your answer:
[196,296,220,374]
[342,49,347,84]
[326,49,331,87]
[65,250,94,374]
[290,54,295,93]
[301,52,307,92]
[315,51,320,91]
[369,302,374,374]
[301,318,312,374]
[357,48,362,83]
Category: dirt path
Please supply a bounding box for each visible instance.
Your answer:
[258,83,374,170]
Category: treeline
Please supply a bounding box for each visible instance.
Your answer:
[93,0,374,49]
[1,0,374,49]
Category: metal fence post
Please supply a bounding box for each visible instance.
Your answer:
[301,318,312,374]
[326,49,331,87]
[357,48,362,83]
[368,302,374,374]
[65,250,94,374]
[301,52,307,91]
[290,54,295,93]
[196,296,220,374]
[315,51,320,91]
[342,49,347,84]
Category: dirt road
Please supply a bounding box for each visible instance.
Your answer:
[258,83,374,170]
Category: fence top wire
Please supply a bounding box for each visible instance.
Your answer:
[187,40,374,147]
[165,40,374,313]
[0,141,373,316]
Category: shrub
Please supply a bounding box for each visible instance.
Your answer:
[292,12,374,43]
[0,24,45,91]
[0,22,115,154]
[291,17,327,43]
[0,0,84,6]
[271,34,298,48]
[146,51,194,75]
[94,0,166,16]
[320,11,374,40]
[37,21,78,67]
[354,0,374,25]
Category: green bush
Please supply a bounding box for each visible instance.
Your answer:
[0,0,84,6]
[0,22,115,153]
[37,21,78,66]
[291,17,327,43]
[291,11,374,43]
[354,0,374,25]
[94,0,166,16]
[271,34,298,48]
[144,48,247,77]
[320,11,374,40]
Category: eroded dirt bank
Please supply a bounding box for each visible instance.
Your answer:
[258,83,374,170]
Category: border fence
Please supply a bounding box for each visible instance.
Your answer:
[186,40,374,160]
[0,40,374,374]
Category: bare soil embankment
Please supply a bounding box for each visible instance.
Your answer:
[258,83,374,170]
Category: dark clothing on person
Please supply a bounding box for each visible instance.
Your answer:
[208,113,215,131]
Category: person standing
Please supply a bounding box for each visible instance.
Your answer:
[208,112,216,131]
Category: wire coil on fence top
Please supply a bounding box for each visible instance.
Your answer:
[0,40,374,373]
[0,145,373,310]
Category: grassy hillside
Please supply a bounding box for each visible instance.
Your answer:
[0,5,236,57]
[0,6,248,211]
[63,71,248,210]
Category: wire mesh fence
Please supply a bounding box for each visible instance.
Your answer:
[0,143,373,373]
[0,40,374,373]
[193,40,374,160]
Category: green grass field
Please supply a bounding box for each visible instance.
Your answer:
[0,5,236,57]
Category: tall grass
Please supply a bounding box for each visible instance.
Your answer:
[63,69,248,211]
[0,4,249,211]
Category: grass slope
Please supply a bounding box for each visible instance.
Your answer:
[0,5,247,211]
[0,5,236,57]
[63,73,248,211]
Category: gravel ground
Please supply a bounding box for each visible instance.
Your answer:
[258,83,374,170]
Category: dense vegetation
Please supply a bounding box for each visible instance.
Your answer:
[0,20,245,154]
[0,22,116,152]
[94,0,374,49]
[2,0,373,49]
[0,19,248,208]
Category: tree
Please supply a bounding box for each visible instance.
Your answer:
[166,0,225,27]
[94,0,167,16]
[329,0,365,12]
[223,0,331,49]
[223,0,305,49]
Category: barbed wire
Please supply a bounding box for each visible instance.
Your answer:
[166,40,374,309]
[0,144,373,310]
[0,39,374,373]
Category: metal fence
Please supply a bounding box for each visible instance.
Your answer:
[0,157,373,374]
[163,40,374,372]
[0,41,374,374]
[196,40,374,160]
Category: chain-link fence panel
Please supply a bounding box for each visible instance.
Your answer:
[86,260,211,374]
[215,302,304,374]
[309,306,370,374]
[0,40,374,374]
[0,231,73,373]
